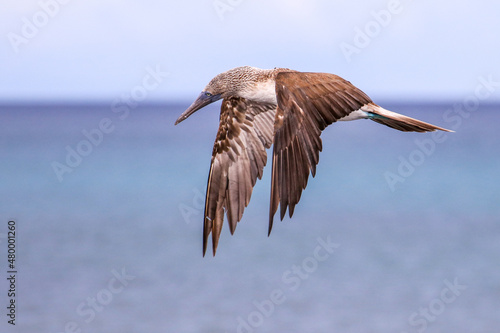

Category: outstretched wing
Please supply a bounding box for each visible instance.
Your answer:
[268,72,373,232]
[204,97,276,256]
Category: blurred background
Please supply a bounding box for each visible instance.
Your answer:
[1,1,499,332]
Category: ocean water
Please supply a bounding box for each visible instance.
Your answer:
[0,101,499,333]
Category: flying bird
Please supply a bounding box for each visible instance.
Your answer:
[175,66,452,256]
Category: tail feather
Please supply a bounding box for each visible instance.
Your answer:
[361,103,453,133]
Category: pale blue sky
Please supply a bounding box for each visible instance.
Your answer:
[1,0,499,102]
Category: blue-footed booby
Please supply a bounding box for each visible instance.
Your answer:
[175,66,452,256]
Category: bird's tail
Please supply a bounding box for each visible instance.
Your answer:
[361,103,453,132]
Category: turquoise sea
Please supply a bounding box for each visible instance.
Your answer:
[0,101,499,332]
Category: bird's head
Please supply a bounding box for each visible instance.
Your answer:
[174,66,260,125]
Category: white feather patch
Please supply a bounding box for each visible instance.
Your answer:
[240,80,278,104]
[338,109,369,121]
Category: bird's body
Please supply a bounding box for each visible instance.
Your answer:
[239,76,278,104]
[175,66,452,256]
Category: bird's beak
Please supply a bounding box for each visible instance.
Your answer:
[175,92,222,125]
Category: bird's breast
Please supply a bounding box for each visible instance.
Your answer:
[239,79,278,105]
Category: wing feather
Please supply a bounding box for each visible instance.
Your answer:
[268,72,373,230]
[203,97,276,256]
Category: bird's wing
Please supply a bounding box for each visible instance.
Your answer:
[269,72,373,232]
[204,97,276,256]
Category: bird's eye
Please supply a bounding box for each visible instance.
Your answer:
[205,92,212,97]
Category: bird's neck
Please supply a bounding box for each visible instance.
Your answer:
[232,67,295,105]
[239,77,278,105]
